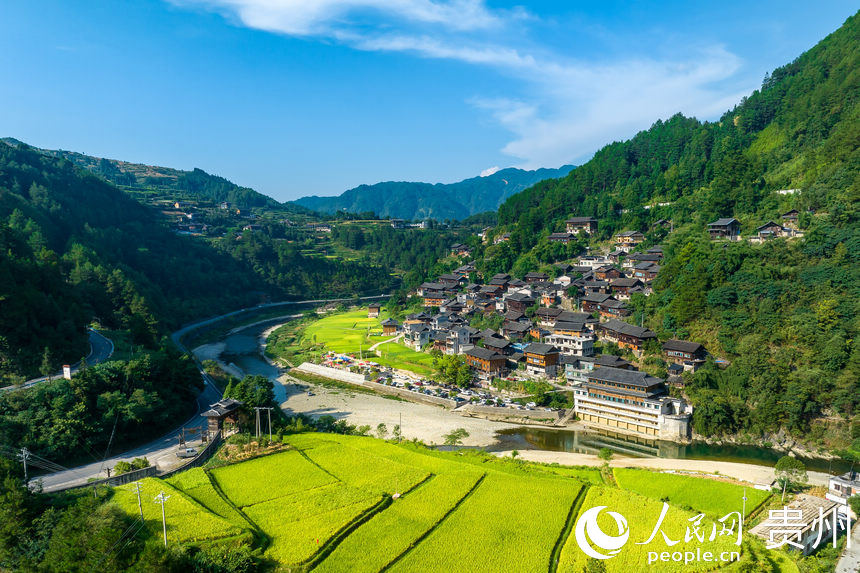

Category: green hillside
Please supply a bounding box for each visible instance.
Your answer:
[294,165,574,221]
[480,12,859,440]
[0,142,395,381]
[0,138,301,213]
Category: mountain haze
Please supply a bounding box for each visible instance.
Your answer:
[294,165,575,220]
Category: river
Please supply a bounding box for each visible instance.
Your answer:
[215,320,850,477]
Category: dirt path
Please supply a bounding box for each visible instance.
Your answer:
[368,333,403,352]
[494,449,832,487]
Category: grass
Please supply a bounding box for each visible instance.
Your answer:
[613,468,770,517]
[244,486,383,566]
[269,307,441,377]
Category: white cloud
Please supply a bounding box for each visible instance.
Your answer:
[172,1,753,168]
[480,166,501,177]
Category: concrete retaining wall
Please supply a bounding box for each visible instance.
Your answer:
[460,404,564,424]
[294,363,368,385]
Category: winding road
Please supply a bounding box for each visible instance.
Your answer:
[1,328,114,392]
[35,294,390,492]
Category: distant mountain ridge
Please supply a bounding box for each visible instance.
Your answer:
[0,138,303,213]
[294,165,575,220]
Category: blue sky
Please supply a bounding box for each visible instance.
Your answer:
[0,2,855,201]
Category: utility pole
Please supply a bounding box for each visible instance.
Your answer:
[254,408,261,439]
[742,488,747,528]
[153,491,170,547]
[254,407,274,440]
[18,448,30,484]
[131,481,144,520]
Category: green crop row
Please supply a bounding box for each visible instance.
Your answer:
[110,477,245,545]
[389,471,584,573]
[244,486,383,566]
[166,468,247,527]
[314,470,485,573]
[295,439,430,495]
[613,468,770,517]
[210,449,337,507]
[557,487,744,573]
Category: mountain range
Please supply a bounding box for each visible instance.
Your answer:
[293,165,575,220]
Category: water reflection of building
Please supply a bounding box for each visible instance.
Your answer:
[515,427,685,459]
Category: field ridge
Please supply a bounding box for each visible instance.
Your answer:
[549,484,591,573]
[206,468,271,551]
[378,472,488,572]
[299,494,395,572]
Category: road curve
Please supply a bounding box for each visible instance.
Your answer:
[38,294,391,491]
[1,329,114,392]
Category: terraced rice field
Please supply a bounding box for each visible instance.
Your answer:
[112,433,796,572]
[110,476,247,546]
[613,468,771,517]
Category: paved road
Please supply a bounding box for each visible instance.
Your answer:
[835,518,859,573]
[1,329,114,392]
[39,380,220,492]
[37,294,390,492]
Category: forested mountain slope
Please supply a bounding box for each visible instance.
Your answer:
[0,143,393,380]
[294,165,574,220]
[482,12,859,439]
[0,137,305,212]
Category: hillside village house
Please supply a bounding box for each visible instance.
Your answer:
[598,319,657,355]
[708,217,741,240]
[571,367,692,440]
[381,318,399,336]
[368,303,381,318]
[502,320,531,340]
[755,221,796,240]
[610,277,644,299]
[596,298,631,320]
[524,271,549,283]
[662,339,707,371]
[404,323,430,350]
[826,470,860,505]
[594,265,624,281]
[546,331,594,357]
[464,346,507,377]
[566,217,598,234]
[548,232,576,243]
[781,209,800,227]
[524,343,560,377]
[614,230,645,247]
[632,262,660,281]
[506,292,535,313]
[623,252,661,268]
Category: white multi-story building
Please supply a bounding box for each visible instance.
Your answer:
[571,366,692,441]
[545,333,594,357]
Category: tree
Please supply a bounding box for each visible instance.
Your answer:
[433,354,472,388]
[583,557,607,573]
[376,423,388,439]
[598,447,613,463]
[774,455,807,501]
[848,495,860,518]
[392,424,402,442]
[443,428,470,446]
